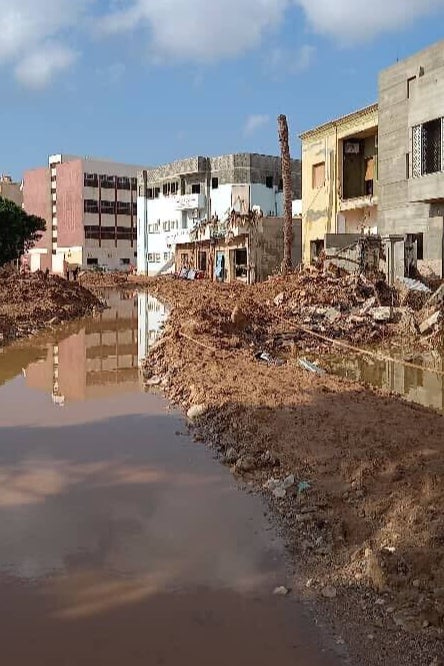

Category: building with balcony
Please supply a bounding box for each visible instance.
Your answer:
[137,153,301,275]
[300,104,378,265]
[378,39,444,278]
[23,154,142,274]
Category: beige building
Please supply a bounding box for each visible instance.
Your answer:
[0,174,22,207]
[300,104,378,264]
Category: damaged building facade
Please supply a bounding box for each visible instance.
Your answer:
[378,39,444,279]
[300,104,379,266]
[137,153,301,276]
[175,212,302,284]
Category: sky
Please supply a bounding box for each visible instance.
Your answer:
[1,0,444,180]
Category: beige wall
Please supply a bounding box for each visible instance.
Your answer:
[301,105,378,264]
[0,179,22,207]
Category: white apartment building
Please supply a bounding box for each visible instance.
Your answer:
[137,153,301,275]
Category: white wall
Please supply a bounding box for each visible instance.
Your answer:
[250,183,282,216]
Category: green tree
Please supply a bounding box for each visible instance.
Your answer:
[0,196,46,266]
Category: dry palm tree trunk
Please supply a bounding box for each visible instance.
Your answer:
[278,114,293,273]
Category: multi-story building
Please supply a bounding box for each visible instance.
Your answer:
[24,154,142,274]
[378,39,444,278]
[137,153,301,275]
[300,104,378,264]
[0,174,23,207]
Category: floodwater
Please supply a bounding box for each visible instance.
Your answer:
[326,348,444,414]
[0,291,341,666]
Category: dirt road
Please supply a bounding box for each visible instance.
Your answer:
[141,275,444,666]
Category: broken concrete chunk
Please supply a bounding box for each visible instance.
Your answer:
[361,296,377,314]
[273,292,285,307]
[427,283,444,308]
[419,309,441,335]
[273,487,287,499]
[370,307,392,323]
[273,586,290,596]
[324,307,341,323]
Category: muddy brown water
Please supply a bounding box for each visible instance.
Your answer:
[0,291,342,666]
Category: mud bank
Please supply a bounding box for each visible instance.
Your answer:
[142,276,444,666]
[0,270,104,347]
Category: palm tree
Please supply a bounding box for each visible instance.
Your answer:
[278,114,293,273]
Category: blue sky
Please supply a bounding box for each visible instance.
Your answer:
[1,0,444,180]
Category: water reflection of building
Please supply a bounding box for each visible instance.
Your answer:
[333,354,444,414]
[137,293,169,365]
[26,292,140,403]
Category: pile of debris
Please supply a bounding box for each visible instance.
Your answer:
[0,269,104,345]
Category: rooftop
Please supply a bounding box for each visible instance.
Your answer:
[299,103,378,140]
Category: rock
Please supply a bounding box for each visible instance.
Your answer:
[273,292,285,307]
[273,586,290,596]
[419,310,441,335]
[235,455,256,473]
[273,487,287,499]
[282,474,295,489]
[230,305,248,330]
[371,306,392,323]
[324,307,341,323]
[321,586,337,599]
[224,447,238,464]
[145,376,162,387]
[186,403,207,421]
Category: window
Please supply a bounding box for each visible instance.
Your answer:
[211,177,219,190]
[99,174,115,189]
[163,221,170,232]
[163,183,169,196]
[164,252,171,261]
[117,201,131,215]
[120,258,130,265]
[406,153,410,179]
[278,178,283,192]
[171,181,178,195]
[191,183,201,194]
[407,76,416,99]
[265,176,273,189]
[131,202,137,215]
[422,119,442,175]
[84,199,99,214]
[131,178,137,189]
[312,162,325,189]
[87,258,98,266]
[84,173,98,187]
[154,187,160,198]
[100,200,115,214]
[117,176,130,190]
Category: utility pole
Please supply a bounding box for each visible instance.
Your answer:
[278,114,293,273]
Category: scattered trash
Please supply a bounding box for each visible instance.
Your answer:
[398,277,431,294]
[273,292,285,307]
[273,586,290,596]
[255,351,285,366]
[144,376,162,387]
[297,481,311,494]
[298,358,325,375]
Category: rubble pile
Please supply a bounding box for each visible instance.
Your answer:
[0,269,104,345]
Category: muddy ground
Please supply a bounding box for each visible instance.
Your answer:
[138,274,444,666]
[0,269,104,346]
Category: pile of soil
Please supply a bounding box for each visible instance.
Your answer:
[143,275,444,666]
[79,270,130,290]
[0,269,104,346]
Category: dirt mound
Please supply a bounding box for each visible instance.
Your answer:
[79,270,129,289]
[142,275,444,665]
[0,270,104,345]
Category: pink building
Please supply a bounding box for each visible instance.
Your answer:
[24,154,143,273]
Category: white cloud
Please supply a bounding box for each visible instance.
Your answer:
[0,0,88,86]
[266,44,316,78]
[15,44,78,89]
[244,114,270,136]
[101,0,290,62]
[295,0,444,42]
